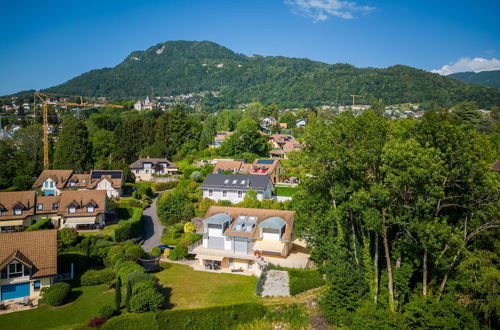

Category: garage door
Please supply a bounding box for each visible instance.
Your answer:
[234,238,248,254]
[208,236,225,249]
[1,282,30,300]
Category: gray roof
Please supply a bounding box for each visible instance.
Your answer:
[259,217,286,229]
[200,174,271,191]
[204,213,231,225]
[130,158,177,169]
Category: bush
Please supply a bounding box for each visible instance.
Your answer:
[150,247,161,257]
[128,288,165,313]
[88,317,107,328]
[101,313,159,330]
[81,268,116,286]
[288,269,325,295]
[132,191,140,199]
[42,282,71,306]
[125,245,144,260]
[350,302,408,329]
[152,181,178,192]
[132,280,157,295]
[183,222,195,233]
[114,208,143,242]
[156,191,195,226]
[115,261,144,283]
[58,252,89,273]
[13,175,34,190]
[189,171,202,182]
[58,228,78,246]
[25,218,53,231]
[126,271,157,288]
[168,245,188,261]
[99,305,115,319]
[137,185,154,199]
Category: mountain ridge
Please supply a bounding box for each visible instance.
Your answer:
[449,70,500,89]
[7,40,500,109]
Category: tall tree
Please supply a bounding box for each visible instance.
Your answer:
[53,117,91,171]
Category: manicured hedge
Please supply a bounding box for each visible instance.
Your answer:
[101,303,267,330]
[115,261,144,283]
[58,252,89,273]
[42,282,71,306]
[80,268,115,286]
[129,288,165,313]
[288,269,325,295]
[25,218,54,231]
[114,207,143,242]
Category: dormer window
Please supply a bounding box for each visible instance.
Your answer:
[44,181,48,188]
[87,205,94,213]
[37,204,43,210]
[68,206,76,214]
[14,208,22,216]
[1,261,30,279]
[52,203,58,210]
[50,181,54,188]
[82,179,87,184]
[70,181,76,187]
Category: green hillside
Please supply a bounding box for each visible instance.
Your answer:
[449,70,500,89]
[34,40,500,109]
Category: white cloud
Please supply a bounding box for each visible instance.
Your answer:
[285,0,374,22]
[431,57,500,75]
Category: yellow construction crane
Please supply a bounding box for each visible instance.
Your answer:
[350,94,366,107]
[34,92,123,169]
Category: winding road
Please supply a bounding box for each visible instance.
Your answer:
[141,193,164,252]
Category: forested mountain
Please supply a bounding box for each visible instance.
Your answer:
[449,70,500,89]
[34,40,500,109]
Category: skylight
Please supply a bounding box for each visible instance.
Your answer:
[224,179,229,184]
[241,180,246,185]
[232,179,237,184]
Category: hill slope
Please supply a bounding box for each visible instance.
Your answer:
[42,41,500,109]
[449,70,500,89]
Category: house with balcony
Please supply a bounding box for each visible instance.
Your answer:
[189,206,310,274]
[268,134,302,160]
[32,170,123,197]
[212,159,285,184]
[0,190,107,232]
[200,174,272,203]
[129,157,179,182]
[210,131,234,148]
[0,229,57,303]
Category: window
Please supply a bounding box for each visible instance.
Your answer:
[223,190,227,197]
[14,208,22,216]
[82,179,87,184]
[238,191,243,198]
[44,181,48,188]
[69,206,76,214]
[70,181,76,187]
[145,170,149,174]
[224,179,229,184]
[208,189,213,196]
[34,280,41,291]
[87,206,94,213]
[1,261,30,279]
[52,203,58,210]
[37,204,43,210]
[50,181,54,188]
[136,170,139,174]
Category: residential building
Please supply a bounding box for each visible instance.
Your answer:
[0,190,107,232]
[211,131,234,148]
[268,134,302,159]
[212,159,285,184]
[200,174,273,203]
[190,206,309,274]
[295,119,306,128]
[134,96,154,111]
[129,157,179,182]
[0,230,57,302]
[32,170,123,197]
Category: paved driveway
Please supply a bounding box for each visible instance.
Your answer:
[141,193,164,252]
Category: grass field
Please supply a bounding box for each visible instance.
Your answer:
[78,224,118,237]
[0,284,114,330]
[155,262,258,309]
[274,185,299,197]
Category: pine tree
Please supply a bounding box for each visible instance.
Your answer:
[52,117,91,171]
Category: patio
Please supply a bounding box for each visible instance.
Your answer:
[0,297,40,315]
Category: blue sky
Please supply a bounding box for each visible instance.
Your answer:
[0,0,499,95]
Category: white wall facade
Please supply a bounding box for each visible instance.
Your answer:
[202,185,272,203]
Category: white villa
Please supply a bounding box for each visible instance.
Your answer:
[200,174,273,204]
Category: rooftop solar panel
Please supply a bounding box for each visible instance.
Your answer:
[91,171,122,179]
[256,159,274,165]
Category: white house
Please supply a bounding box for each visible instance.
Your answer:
[295,119,306,128]
[200,174,273,203]
[129,157,179,182]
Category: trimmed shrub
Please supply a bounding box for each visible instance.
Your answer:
[58,228,78,246]
[58,252,88,273]
[126,271,157,287]
[288,269,325,295]
[99,305,115,319]
[183,222,195,233]
[150,246,161,257]
[81,268,115,286]
[115,261,144,283]
[25,218,53,231]
[168,245,188,261]
[137,185,154,198]
[42,282,71,306]
[101,313,159,330]
[156,191,195,226]
[152,181,178,192]
[114,207,143,242]
[128,288,165,313]
[88,317,106,328]
[125,245,145,260]
[132,280,157,295]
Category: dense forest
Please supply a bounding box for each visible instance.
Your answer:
[5,41,495,110]
[450,70,500,89]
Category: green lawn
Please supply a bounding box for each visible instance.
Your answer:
[155,262,257,309]
[0,284,114,330]
[79,224,118,237]
[274,185,299,197]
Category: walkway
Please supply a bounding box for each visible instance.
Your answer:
[141,193,164,252]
